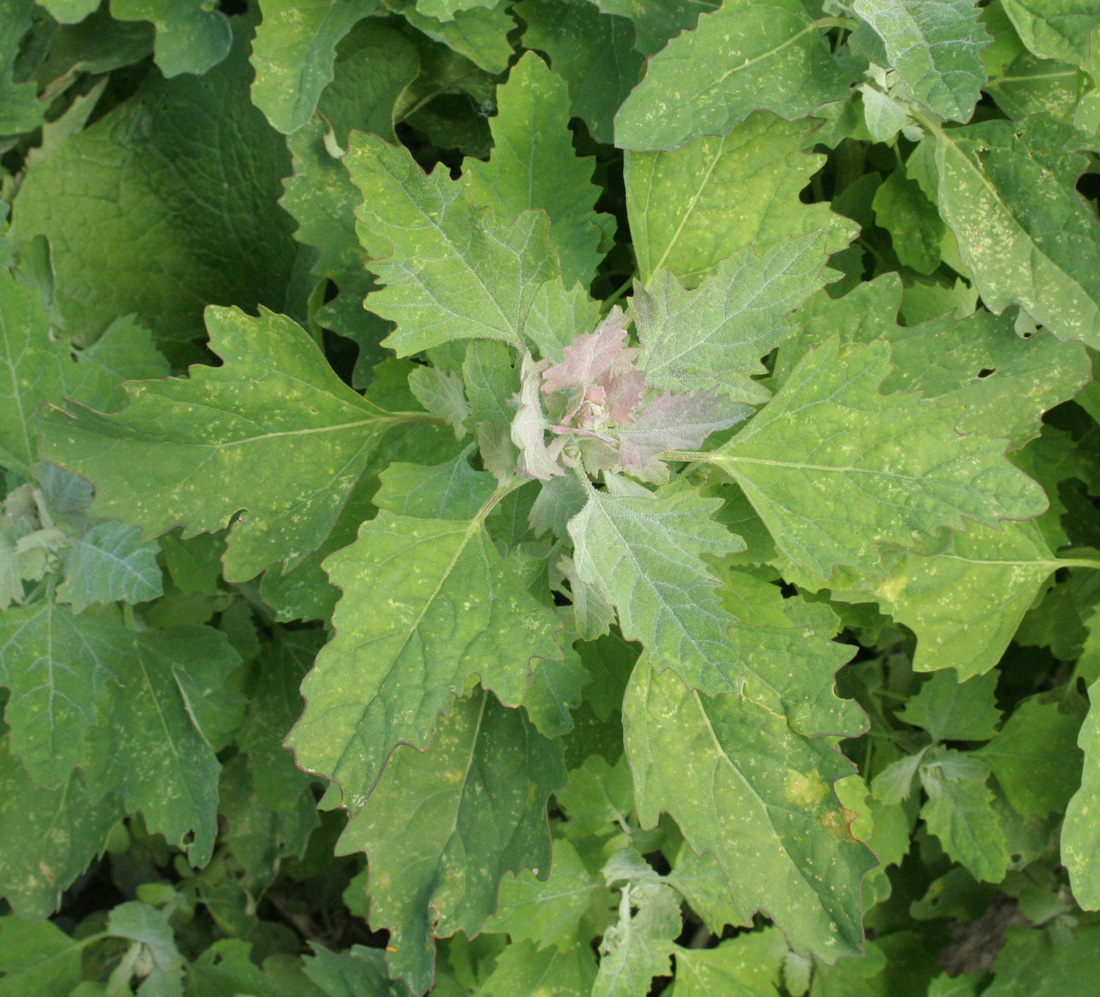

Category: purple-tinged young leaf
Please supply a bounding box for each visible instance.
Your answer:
[618,391,749,473]
[542,307,635,396]
[605,367,647,423]
[513,355,565,480]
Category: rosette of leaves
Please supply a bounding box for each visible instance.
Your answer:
[512,306,744,482]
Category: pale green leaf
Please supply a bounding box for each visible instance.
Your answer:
[515,0,644,144]
[374,448,496,520]
[0,917,87,997]
[250,0,376,134]
[484,837,604,950]
[463,52,613,290]
[852,0,990,121]
[631,233,830,404]
[110,0,232,77]
[899,669,1001,742]
[348,132,561,355]
[594,881,680,997]
[335,690,566,996]
[419,0,496,20]
[588,0,718,55]
[1065,677,1100,907]
[409,366,470,438]
[698,338,1047,578]
[0,740,120,919]
[107,902,184,997]
[10,21,298,343]
[287,506,563,809]
[614,0,858,151]
[0,601,133,788]
[850,520,1062,679]
[41,306,398,583]
[670,929,788,997]
[1001,0,1100,66]
[38,0,98,22]
[480,940,597,997]
[56,521,163,612]
[978,695,1083,817]
[930,114,1100,347]
[717,570,863,738]
[626,113,858,288]
[83,626,243,867]
[920,749,1008,882]
[568,484,747,695]
[555,752,634,838]
[666,843,752,935]
[624,659,874,959]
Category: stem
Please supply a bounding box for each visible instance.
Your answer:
[602,274,636,313]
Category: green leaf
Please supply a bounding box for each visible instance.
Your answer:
[588,0,717,55]
[670,929,788,997]
[56,521,163,612]
[614,0,858,151]
[515,0,644,144]
[0,2,45,136]
[0,739,120,919]
[978,695,1083,817]
[850,520,1063,680]
[335,690,566,995]
[631,233,830,404]
[594,880,680,997]
[919,748,1008,882]
[1000,0,1100,66]
[480,940,597,997]
[10,20,299,343]
[318,18,421,146]
[980,925,1100,997]
[872,170,945,274]
[347,132,562,356]
[250,0,375,134]
[0,917,87,996]
[68,316,171,413]
[1065,678,1100,909]
[852,0,990,121]
[189,938,328,997]
[408,366,470,439]
[462,52,613,290]
[665,844,752,936]
[0,601,134,788]
[0,270,68,476]
[107,902,184,997]
[388,0,514,73]
[287,504,563,810]
[697,338,1046,578]
[238,629,323,812]
[484,837,604,951]
[374,448,496,520]
[626,113,858,289]
[41,306,399,583]
[899,669,1002,742]
[110,0,232,77]
[38,0,99,22]
[301,944,406,997]
[568,484,747,695]
[84,626,243,867]
[930,114,1100,347]
[624,659,874,960]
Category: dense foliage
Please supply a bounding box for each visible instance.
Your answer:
[2,0,1100,993]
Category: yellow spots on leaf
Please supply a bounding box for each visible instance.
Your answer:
[785,768,828,808]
